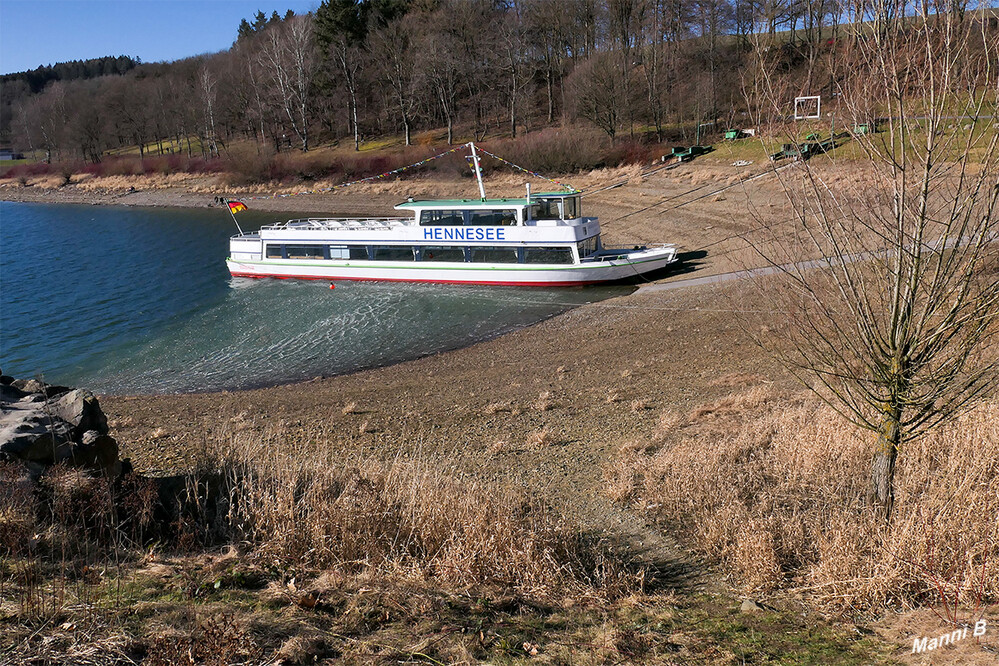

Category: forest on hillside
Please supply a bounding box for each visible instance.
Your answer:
[1,0,995,164]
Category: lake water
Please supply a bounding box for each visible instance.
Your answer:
[0,201,628,394]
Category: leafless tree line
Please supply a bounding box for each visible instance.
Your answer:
[6,0,876,161]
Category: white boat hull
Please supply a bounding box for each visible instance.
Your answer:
[226,247,677,286]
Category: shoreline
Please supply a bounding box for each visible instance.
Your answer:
[6,165,798,481]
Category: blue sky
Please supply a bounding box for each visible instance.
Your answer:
[0,0,319,75]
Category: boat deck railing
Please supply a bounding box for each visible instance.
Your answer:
[261,217,414,232]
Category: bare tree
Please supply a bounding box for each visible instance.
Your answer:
[368,18,419,146]
[198,66,221,158]
[261,15,316,152]
[418,25,463,145]
[568,52,624,143]
[501,0,534,138]
[750,9,999,521]
[315,0,365,151]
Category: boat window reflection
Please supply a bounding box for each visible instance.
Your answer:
[525,247,573,264]
[373,246,417,261]
[420,246,466,262]
[471,247,518,263]
[468,210,517,226]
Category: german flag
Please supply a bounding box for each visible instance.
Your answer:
[228,200,248,214]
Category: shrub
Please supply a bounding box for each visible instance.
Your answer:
[1,161,55,179]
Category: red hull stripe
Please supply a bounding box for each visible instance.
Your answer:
[228,271,604,287]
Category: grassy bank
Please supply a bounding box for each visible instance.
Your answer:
[0,427,898,665]
[607,387,999,618]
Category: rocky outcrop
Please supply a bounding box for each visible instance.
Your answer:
[0,373,122,478]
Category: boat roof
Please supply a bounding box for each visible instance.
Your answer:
[395,191,580,210]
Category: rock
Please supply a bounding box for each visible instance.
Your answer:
[48,389,109,438]
[740,599,764,613]
[0,383,27,403]
[76,430,122,478]
[43,385,72,398]
[0,375,14,386]
[0,407,76,463]
[0,377,119,478]
[12,378,46,394]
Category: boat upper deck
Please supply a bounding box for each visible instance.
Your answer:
[232,190,594,245]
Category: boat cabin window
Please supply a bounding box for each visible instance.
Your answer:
[471,246,519,263]
[531,200,560,221]
[285,245,325,260]
[563,196,579,219]
[524,247,574,264]
[420,246,466,262]
[329,245,370,260]
[265,244,284,259]
[420,210,464,226]
[373,246,417,261]
[468,210,518,226]
[530,197,580,221]
[577,236,600,259]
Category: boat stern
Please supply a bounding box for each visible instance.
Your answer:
[230,233,262,262]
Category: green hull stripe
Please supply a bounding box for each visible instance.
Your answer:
[227,256,671,272]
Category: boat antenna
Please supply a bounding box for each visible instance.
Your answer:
[468,142,486,201]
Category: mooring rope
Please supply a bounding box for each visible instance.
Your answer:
[473,147,577,192]
[238,144,469,201]
[234,142,575,201]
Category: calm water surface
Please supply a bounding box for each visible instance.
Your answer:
[0,201,628,394]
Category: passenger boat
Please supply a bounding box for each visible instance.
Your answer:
[226,145,678,287]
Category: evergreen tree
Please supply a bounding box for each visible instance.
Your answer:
[237,18,254,40]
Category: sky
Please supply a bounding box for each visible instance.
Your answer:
[0,0,319,75]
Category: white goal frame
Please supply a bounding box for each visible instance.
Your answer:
[794,95,821,120]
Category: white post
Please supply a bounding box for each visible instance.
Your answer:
[469,142,486,201]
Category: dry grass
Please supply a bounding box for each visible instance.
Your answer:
[709,372,767,387]
[487,438,510,455]
[525,427,557,449]
[630,399,650,413]
[341,401,362,415]
[532,391,554,412]
[483,400,514,415]
[608,387,999,612]
[212,428,624,597]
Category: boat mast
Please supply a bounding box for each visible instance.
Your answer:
[469,142,486,201]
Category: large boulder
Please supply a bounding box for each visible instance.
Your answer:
[48,389,109,438]
[0,377,121,478]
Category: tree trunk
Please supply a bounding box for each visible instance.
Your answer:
[510,92,517,138]
[546,71,554,124]
[869,407,901,522]
[351,90,359,151]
